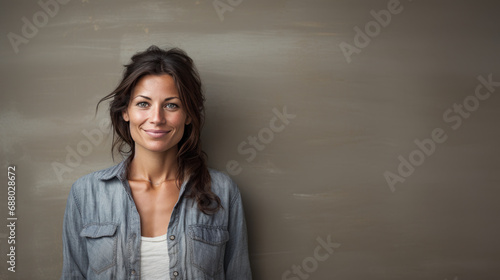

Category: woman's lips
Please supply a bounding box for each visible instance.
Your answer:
[143,129,171,138]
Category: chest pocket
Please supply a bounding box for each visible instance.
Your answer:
[80,223,118,275]
[188,225,229,277]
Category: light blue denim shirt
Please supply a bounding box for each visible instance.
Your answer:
[61,159,252,279]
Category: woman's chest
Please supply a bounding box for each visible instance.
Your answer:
[129,182,180,236]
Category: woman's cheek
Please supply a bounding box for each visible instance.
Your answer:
[169,112,185,126]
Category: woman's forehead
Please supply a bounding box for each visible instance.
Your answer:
[131,74,179,99]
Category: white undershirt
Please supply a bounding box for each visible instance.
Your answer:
[141,234,170,279]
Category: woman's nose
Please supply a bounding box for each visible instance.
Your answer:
[149,105,166,124]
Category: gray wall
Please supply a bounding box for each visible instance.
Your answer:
[1,0,499,279]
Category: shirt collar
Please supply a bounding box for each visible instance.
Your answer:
[96,159,128,181]
[96,158,193,191]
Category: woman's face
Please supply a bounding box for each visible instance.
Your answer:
[122,74,191,155]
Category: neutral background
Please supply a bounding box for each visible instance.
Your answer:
[1,0,499,279]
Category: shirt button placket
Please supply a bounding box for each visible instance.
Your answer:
[130,233,137,278]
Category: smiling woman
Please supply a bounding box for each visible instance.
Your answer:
[123,75,190,157]
[60,45,252,279]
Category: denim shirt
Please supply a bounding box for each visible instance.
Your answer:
[61,160,252,279]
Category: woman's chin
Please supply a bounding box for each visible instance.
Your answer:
[140,144,177,154]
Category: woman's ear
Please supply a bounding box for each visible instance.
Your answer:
[185,115,192,125]
[122,110,129,122]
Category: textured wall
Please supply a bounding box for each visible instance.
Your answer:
[1,0,500,279]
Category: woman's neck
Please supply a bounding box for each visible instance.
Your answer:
[128,146,179,185]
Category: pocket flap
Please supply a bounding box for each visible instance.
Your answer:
[188,225,229,245]
[80,224,118,238]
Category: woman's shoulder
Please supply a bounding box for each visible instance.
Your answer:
[71,161,126,190]
[207,168,241,197]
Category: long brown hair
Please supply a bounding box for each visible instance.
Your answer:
[97,45,221,214]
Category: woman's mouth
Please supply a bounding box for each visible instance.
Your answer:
[143,129,171,138]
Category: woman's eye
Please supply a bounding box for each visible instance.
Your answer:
[165,103,179,109]
[137,102,149,108]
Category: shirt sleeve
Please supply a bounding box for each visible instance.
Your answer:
[224,183,253,279]
[61,183,88,279]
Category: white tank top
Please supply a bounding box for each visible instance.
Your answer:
[141,234,170,279]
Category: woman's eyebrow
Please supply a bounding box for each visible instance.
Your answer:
[133,95,180,101]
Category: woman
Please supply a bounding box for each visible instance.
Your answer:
[61,45,252,279]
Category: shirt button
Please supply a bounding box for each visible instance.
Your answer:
[173,271,179,276]
[169,235,175,240]
[131,269,136,275]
